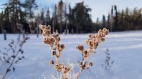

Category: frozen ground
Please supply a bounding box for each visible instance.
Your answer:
[0,31,142,79]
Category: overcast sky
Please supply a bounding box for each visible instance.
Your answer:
[0,0,142,22]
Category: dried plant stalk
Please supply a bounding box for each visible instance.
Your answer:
[39,25,70,79]
[39,24,109,79]
[76,28,109,79]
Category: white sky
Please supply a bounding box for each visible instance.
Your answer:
[0,0,142,22]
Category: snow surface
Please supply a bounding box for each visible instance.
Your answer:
[0,31,142,79]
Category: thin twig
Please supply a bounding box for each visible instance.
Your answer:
[2,37,28,79]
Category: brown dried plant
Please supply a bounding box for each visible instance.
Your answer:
[39,25,70,79]
[39,24,109,79]
[76,28,109,79]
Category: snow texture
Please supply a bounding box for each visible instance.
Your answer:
[0,31,142,79]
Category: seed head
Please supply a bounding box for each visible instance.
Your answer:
[88,41,93,49]
[96,33,101,38]
[102,28,109,35]
[88,40,92,45]
[47,25,51,30]
[104,30,109,35]
[89,34,95,38]
[89,62,93,66]
[52,51,56,56]
[57,37,60,41]
[82,50,88,57]
[64,67,70,74]
[39,25,45,30]
[56,33,59,37]
[60,44,65,49]
[101,38,105,42]
[43,38,50,44]
[47,30,51,36]
[50,60,54,65]
[41,28,50,36]
[79,62,83,66]
[76,45,84,51]
[50,38,55,43]
[99,32,103,37]
[81,64,86,70]
[54,64,62,72]
[56,44,60,49]
[54,64,64,72]
[86,39,89,44]
[52,34,56,37]
[52,33,59,38]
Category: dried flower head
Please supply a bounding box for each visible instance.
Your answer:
[54,64,62,72]
[43,38,50,44]
[64,67,70,74]
[47,25,51,30]
[52,51,56,56]
[57,37,60,41]
[89,34,92,38]
[52,34,56,37]
[50,38,55,43]
[101,38,105,42]
[55,64,65,72]
[52,33,59,38]
[50,60,54,65]
[100,32,104,37]
[60,44,65,49]
[81,64,86,70]
[39,25,45,30]
[79,62,83,66]
[56,33,59,37]
[86,39,89,44]
[105,30,109,35]
[89,34,95,38]
[93,42,98,49]
[82,50,88,58]
[39,25,51,37]
[96,33,101,38]
[56,44,60,49]
[76,45,84,51]
[88,40,92,45]
[89,62,93,66]
[88,40,94,49]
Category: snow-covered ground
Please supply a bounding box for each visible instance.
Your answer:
[0,31,142,79]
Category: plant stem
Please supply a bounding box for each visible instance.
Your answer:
[2,43,23,79]
[76,69,83,79]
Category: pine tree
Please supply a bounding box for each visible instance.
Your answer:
[107,13,110,28]
[110,6,114,31]
[58,0,64,33]
[102,15,106,28]
[46,8,50,25]
[114,5,118,31]
[40,9,44,24]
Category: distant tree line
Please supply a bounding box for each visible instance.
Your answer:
[39,1,93,33]
[97,5,142,31]
[0,0,142,33]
